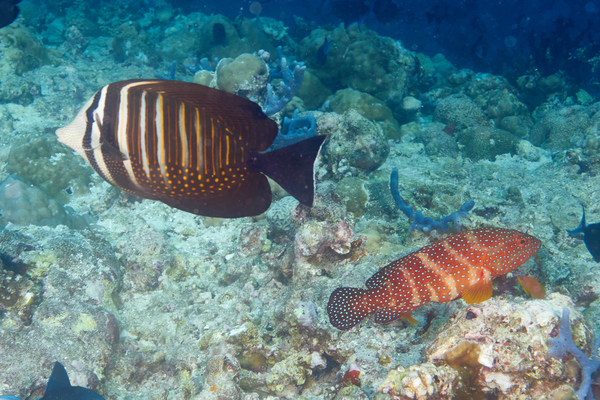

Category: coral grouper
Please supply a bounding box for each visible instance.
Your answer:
[327,228,541,331]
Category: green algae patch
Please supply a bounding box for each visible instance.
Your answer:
[73,313,97,334]
[25,250,57,280]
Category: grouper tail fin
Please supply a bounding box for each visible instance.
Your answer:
[327,287,378,331]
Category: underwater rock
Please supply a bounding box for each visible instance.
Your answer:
[378,362,460,399]
[6,134,93,204]
[461,72,514,98]
[530,104,598,151]
[434,94,487,130]
[298,24,421,102]
[216,53,269,99]
[197,15,278,60]
[0,25,48,74]
[0,175,89,229]
[0,228,121,399]
[111,21,156,63]
[516,73,568,109]
[334,177,369,217]
[294,218,355,261]
[0,73,40,105]
[458,126,519,161]
[199,354,242,400]
[424,294,590,399]
[322,109,390,179]
[266,196,299,237]
[265,351,311,394]
[328,88,401,140]
[193,69,216,87]
[0,267,36,323]
[237,225,268,258]
[296,71,331,110]
[418,123,459,158]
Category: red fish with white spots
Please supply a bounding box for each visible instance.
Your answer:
[327,228,541,331]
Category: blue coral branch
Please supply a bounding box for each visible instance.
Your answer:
[155,60,177,80]
[548,308,600,400]
[263,46,306,117]
[390,167,475,233]
[267,109,317,151]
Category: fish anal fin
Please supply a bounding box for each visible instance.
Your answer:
[461,279,493,304]
[46,362,72,393]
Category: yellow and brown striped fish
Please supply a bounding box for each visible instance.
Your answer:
[56,80,325,218]
[327,228,541,331]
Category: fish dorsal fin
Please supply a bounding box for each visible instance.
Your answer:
[461,278,493,304]
[46,362,72,393]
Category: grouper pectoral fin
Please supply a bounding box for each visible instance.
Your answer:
[461,277,493,304]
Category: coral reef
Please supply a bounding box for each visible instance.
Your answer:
[216,53,269,97]
[422,295,593,399]
[433,94,487,130]
[198,354,242,400]
[328,88,401,140]
[298,24,422,102]
[548,308,600,400]
[530,104,600,151]
[0,175,88,229]
[0,25,49,74]
[6,134,93,204]
[321,109,390,179]
[458,126,520,161]
[2,3,600,400]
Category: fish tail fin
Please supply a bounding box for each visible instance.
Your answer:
[252,135,326,207]
[327,287,378,331]
[567,205,586,235]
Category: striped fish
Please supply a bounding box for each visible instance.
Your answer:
[327,228,541,331]
[56,80,325,218]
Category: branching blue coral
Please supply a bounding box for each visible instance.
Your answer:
[390,167,475,233]
[155,60,177,80]
[267,109,317,151]
[548,308,600,400]
[263,46,306,117]
[185,57,219,73]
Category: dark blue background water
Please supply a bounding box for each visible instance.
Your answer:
[171,0,600,95]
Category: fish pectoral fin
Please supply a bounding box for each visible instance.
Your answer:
[98,136,129,161]
[400,311,419,328]
[461,279,493,304]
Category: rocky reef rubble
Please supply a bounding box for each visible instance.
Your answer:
[376,294,596,400]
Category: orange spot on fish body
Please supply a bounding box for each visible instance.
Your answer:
[327,228,542,331]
